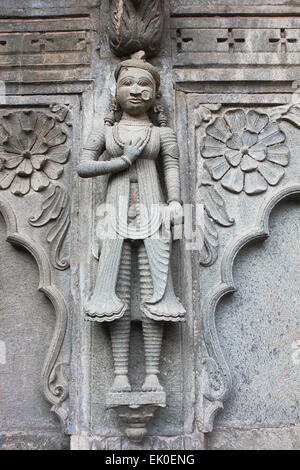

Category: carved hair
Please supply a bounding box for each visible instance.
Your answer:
[114,51,160,90]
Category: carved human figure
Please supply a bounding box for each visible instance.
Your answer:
[78,51,185,393]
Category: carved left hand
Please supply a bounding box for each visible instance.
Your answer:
[167,201,183,226]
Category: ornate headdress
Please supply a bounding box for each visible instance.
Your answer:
[114,51,160,90]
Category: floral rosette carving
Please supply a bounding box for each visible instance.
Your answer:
[201,109,290,195]
[0,110,69,196]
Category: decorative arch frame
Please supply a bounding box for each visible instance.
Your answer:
[0,194,69,429]
[201,183,300,431]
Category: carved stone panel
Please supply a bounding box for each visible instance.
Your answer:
[0,15,92,83]
[0,95,79,445]
[171,13,300,67]
[181,90,300,436]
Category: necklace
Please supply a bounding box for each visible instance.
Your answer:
[113,122,152,150]
[120,119,153,126]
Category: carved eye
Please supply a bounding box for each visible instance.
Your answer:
[138,80,152,87]
[120,79,133,87]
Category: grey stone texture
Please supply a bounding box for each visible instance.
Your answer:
[0,0,299,450]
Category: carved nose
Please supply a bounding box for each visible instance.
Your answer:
[130,84,141,95]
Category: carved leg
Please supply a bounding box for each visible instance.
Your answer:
[109,241,132,392]
[138,242,164,392]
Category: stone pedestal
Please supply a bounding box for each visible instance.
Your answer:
[106,392,166,442]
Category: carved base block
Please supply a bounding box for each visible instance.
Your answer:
[106,392,166,442]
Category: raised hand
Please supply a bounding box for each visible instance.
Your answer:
[123,137,147,164]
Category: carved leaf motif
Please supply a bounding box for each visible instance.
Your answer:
[108,0,163,58]
[270,104,300,128]
[29,184,70,270]
[198,182,234,267]
[200,212,219,267]
[200,184,234,228]
[194,104,222,129]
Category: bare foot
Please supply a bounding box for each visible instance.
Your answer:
[111,375,131,392]
[142,374,164,392]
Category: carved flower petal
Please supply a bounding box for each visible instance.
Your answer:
[2,112,22,137]
[3,154,23,169]
[31,170,50,192]
[226,133,242,151]
[45,128,67,147]
[204,157,230,180]
[221,167,244,193]
[47,145,70,164]
[240,154,258,172]
[18,130,37,152]
[30,137,49,155]
[35,113,55,137]
[43,160,64,180]
[257,161,285,186]
[16,158,33,176]
[201,136,226,158]
[225,149,242,167]
[242,130,258,148]
[244,170,268,195]
[224,109,246,133]
[0,125,8,144]
[3,134,23,153]
[266,144,290,167]
[19,110,38,132]
[10,175,30,196]
[257,122,285,147]
[31,154,47,170]
[0,169,15,189]
[246,110,269,133]
[248,145,266,162]
[206,117,230,143]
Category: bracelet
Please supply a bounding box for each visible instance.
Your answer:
[121,154,132,166]
[167,198,183,205]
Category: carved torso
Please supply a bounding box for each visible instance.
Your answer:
[105,122,160,161]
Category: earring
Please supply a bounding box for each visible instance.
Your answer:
[153,103,167,127]
[104,96,120,126]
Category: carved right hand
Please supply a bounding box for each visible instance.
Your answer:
[123,137,147,164]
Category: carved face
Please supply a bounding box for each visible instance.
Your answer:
[116,67,156,116]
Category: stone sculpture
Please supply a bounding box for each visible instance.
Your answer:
[108,0,164,58]
[77,51,185,440]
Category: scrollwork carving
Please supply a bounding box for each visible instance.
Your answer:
[29,183,70,271]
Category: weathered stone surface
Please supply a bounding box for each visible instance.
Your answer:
[207,425,300,450]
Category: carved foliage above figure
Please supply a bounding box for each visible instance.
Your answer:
[108,0,163,58]
[201,109,290,195]
[0,110,69,196]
